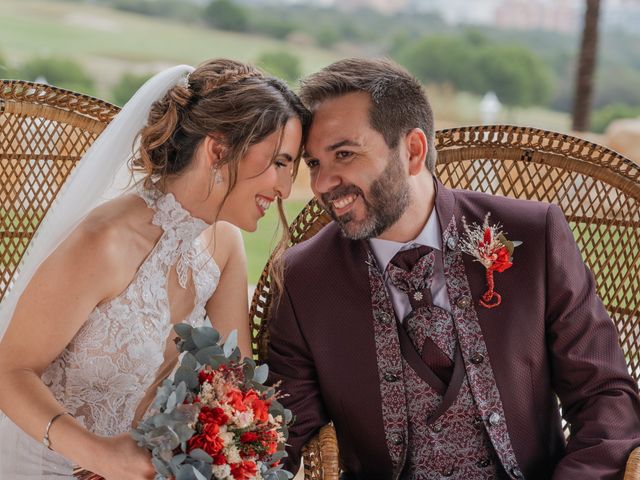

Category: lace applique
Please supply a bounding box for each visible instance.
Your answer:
[41,187,221,437]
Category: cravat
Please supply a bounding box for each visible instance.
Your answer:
[386,246,454,384]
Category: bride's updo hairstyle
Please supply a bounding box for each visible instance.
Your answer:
[134,58,309,192]
[133,58,310,295]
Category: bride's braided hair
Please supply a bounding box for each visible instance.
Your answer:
[133,58,310,295]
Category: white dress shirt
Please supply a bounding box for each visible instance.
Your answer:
[369,208,452,322]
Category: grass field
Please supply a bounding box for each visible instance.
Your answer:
[0,0,343,98]
[242,198,309,285]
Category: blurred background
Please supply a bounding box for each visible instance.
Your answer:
[2,0,639,282]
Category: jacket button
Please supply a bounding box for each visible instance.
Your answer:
[442,466,454,477]
[477,457,491,468]
[456,296,471,309]
[510,467,523,478]
[431,423,443,433]
[384,373,400,382]
[489,412,501,426]
[470,352,485,364]
[392,434,403,446]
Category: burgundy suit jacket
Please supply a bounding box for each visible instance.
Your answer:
[267,181,640,479]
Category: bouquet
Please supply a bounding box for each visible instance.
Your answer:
[131,323,294,480]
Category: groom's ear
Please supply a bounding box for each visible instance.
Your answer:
[202,134,226,167]
[405,128,427,176]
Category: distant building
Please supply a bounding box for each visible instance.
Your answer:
[494,0,580,33]
[337,0,410,13]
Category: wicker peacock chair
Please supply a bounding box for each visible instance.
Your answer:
[0,80,119,301]
[249,125,640,479]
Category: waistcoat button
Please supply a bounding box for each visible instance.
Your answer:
[378,312,391,324]
[447,236,457,250]
[489,412,501,426]
[456,296,471,309]
[442,466,454,477]
[473,416,484,428]
[431,423,443,433]
[392,434,404,446]
[477,457,491,468]
[470,352,485,364]
[384,373,400,382]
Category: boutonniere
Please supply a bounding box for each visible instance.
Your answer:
[460,213,522,309]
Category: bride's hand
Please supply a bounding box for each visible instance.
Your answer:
[89,434,155,480]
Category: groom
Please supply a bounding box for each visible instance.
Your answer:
[266,58,640,479]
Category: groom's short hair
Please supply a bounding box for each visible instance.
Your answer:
[299,57,437,171]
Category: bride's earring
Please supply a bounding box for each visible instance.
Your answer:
[211,166,223,185]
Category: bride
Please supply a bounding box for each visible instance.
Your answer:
[0,58,309,479]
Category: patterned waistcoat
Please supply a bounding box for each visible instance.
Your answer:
[366,215,525,480]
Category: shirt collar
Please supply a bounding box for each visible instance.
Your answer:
[368,207,442,274]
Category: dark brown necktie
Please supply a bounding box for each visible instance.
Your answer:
[386,246,454,384]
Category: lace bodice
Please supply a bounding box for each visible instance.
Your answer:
[41,188,220,436]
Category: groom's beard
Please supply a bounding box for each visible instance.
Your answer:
[321,150,411,240]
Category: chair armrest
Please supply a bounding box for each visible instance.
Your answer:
[302,423,340,480]
[625,446,640,480]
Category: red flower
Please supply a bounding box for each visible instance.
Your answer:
[251,399,270,424]
[483,226,492,245]
[198,369,214,384]
[213,453,227,465]
[240,431,259,443]
[230,461,257,480]
[492,247,513,273]
[226,389,247,412]
[199,406,229,426]
[187,434,207,453]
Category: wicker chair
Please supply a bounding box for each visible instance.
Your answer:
[249,125,640,479]
[1,82,638,479]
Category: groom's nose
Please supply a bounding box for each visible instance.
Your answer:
[311,164,341,197]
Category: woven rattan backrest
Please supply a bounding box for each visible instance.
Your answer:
[250,125,640,391]
[0,80,120,301]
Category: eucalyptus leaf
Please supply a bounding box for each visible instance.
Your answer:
[223,330,238,357]
[174,323,193,339]
[253,363,269,384]
[189,448,213,463]
[192,326,220,349]
[170,453,187,468]
[166,391,177,413]
[174,366,199,391]
[181,352,198,370]
[174,423,195,443]
[174,381,187,405]
[284,408,293,424]
[152,456,172,477]
[195,345,225,365]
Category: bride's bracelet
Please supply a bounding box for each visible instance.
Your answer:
[43,411,71,450]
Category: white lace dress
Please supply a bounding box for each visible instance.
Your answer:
[0,188,220,479]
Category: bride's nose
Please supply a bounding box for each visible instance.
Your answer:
[274,171,293,200]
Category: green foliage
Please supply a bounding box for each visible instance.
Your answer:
[475,45,553,107]
[250,18,296,40]
[396,35,553,107]
[111,72,153,106]
[204,0,249,32]
[591,103,640,133]
[256,50,302,84]
[315,25,340,48]
[18,56,96,95]
[0,51,11,77]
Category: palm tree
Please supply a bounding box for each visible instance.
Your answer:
[571,0,601,132]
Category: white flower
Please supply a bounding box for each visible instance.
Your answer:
[225,445,242,464]
[219,431,234,447]
[233,410,254,429]
[211,464,231,479]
